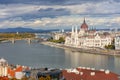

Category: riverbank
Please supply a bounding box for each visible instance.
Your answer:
[41,41,120,56]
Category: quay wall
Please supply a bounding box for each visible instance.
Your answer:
[41,41,120,56]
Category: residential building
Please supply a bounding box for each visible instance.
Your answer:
[0,58,30,79]
[0,58,8,77]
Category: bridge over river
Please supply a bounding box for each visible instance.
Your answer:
[0,38,44,44]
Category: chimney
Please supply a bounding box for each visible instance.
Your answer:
[80,72,83,75]
[86,67,90,70]
[67,69,71,73]
[90,72,95,76]
[82,67,86,69]
[105,70,110,74]
[100,69,105,72]
[91,68,95,70]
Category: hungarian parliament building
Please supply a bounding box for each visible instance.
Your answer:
[65,19,113,48]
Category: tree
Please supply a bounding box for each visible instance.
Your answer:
[48,37,65,43]
[58,37,65,43]
[104,44,115,50]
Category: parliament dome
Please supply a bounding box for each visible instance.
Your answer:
[80,18,88,31]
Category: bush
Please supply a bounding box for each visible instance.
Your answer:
[48,37,65,43]
[104,44,115,50]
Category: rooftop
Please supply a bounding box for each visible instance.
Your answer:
[62,67,119,80]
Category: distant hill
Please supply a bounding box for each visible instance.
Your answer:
[1,27,117,33]
[0,27,59,33]
[0,27,34,33]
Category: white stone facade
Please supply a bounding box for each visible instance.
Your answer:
[115,36,120,50]
[53,33,66,40]
[65,27,112,48]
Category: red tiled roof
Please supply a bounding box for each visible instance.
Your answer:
[8,66,23,77]
[0,76,9,80]
[62,68,119,80]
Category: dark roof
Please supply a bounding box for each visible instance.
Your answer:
[37,69,62,76]
[81,18,88,30]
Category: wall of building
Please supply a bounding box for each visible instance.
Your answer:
[115,36,120,50]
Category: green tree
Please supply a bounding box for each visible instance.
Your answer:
[104,44,115,50]
[58,37,65,43]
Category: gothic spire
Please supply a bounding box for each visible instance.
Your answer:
[84,17,86,23]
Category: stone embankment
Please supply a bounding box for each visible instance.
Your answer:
[41,41,120,56]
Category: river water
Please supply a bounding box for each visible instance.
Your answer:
[0,40,120,74]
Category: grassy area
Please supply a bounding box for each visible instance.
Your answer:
[48,37,65,43]
[0,33,35,39]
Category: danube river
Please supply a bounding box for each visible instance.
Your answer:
[0,40,120,74]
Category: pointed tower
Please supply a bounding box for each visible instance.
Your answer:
[72,26,74,34]
[71,26,75,37]
[75,26,78,34]
[83,17,85,23]
[74,26,78,46]
[80,17,88,31]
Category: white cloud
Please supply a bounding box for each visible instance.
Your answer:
[0,0,120,19]
[64,0,120,15]
[34,20,42,24]
[0,4,39,18]
[0,0,120,29]
[0,16,120,29]
[111,17,120,23]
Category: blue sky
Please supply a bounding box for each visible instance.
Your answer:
[0,0,120,29]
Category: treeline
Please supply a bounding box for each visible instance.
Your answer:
[48,37,65,43]
[104,39,115,50]
[0,33,35,39]
[104,44,115,50]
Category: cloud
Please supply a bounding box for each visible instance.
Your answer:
[34,20,42,24]
[0,0,120,19]
[0,0,119,5]
[63,0,120,16]
[0,4,39,19]
[0,0,120,29]
[18,8,70,20]
[0,15,120,29]
[0,0,105,5]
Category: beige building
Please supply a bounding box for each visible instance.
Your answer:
[65,18,112,48]
[53,32,66,40]
[0,58,8,76]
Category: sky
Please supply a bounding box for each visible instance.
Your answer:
[0,0,120,29]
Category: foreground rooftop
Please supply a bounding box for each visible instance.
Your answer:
[62,67,119,80]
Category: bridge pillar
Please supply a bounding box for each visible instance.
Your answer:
[27,38,31,44]
[11,38,15,44]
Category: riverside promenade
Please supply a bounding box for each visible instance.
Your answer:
[41,41,120,56]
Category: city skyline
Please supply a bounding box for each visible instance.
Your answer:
[0,0,120,29]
